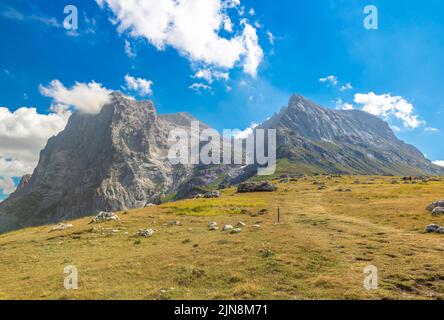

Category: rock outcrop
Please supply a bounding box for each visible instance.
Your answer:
[237,181,277,193]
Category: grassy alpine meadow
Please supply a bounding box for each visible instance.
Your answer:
[0,175,443,300]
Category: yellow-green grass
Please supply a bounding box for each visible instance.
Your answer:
[0,175,443,300]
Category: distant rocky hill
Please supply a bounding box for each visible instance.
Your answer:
[0,93,441,233]
[260,94,443,176]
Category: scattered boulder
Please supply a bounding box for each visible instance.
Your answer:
[432,207,444,216]
[230,228,242,234]
[235,221,246,228]
[426,200,444,212]
[223,225,234,231]
[50,223,73,232]
[237,181,277,193]
[426,224,444,234]
[208,222,218,231]
[167,220,181,226]
[90,211,119,223]
[145,203,156,207]
[203,190,221,198]
[318,185,327,190]
[137,229,155,237]
[250,208,269,217]
[426,224,441,233]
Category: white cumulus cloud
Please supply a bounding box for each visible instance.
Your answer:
[193,68,229,84]
[96,0,263,77]
[233,122,258,139]
[335,98,354,110]
[39,80,112,114]
[0,106,70,195]
[189,83,212,92]
[425,127,439,133]
[354,92,425,129]
[124,75,154,96]
[433,160,444,167]
[340,83,353,92]
[319,75,338,86]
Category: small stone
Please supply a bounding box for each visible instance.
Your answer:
[145,203,156,207]
[426,224,440,233]
[51,223,73,232]
[235,221,246,228]
[137,229,155,237]
[426,200,444,212]
[432,207,444,216]
[223,225,234,231]
[208,222,218,231]
[90,211,119,223]
[168,220,181,226]
[230,228,242,234]
[437,227,444,234]
[203,190,221,198]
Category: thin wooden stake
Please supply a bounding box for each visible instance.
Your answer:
[277,207,280,223]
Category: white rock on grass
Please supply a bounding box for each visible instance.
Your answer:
[51,223,73,232]
[230,228,242,234]
[137,229,155,237]
[223,225,234,231]
[235,221,246,228]
[432,207,444,216]
[90,211,120,223]
[209,222,218,231]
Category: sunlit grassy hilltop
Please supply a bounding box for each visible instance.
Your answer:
[0,175,443,300]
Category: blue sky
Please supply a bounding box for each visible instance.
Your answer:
[1,0,444,199]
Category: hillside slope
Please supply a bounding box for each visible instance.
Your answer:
[0,176,443,300]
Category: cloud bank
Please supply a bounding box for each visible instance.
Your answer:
[39,80,112,114]
[354,92,424,129]
[96,0,263,78]
[0,106,70,194]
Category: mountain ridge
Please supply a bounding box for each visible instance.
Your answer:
[0,93,441,233]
